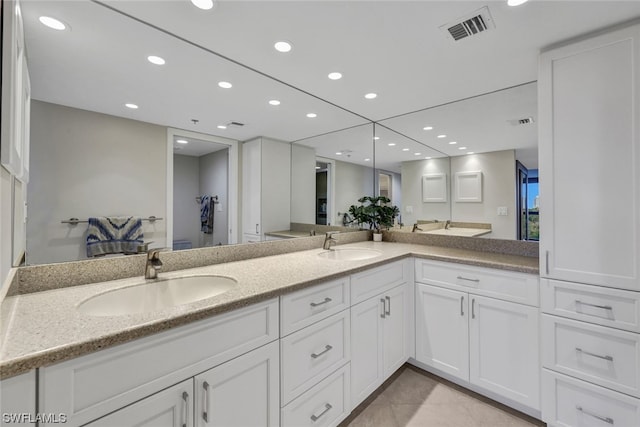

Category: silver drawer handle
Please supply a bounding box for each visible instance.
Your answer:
[576,347,614,362]
[576,405,614,424]
[457,275,480,283]
[460,296,464,316]
[385,295,391,316]
[310,297,332,307]
[380,298,386,318]
[202,381,210,423]
[311,344,333,359]
[575,300,613,311]
[182,391,189,427]
[310,403,333,422]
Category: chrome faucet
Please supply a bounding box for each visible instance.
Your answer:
[444,220,451,230]
[323,232,339,250]
[145,248,163,279]
[412,223,423,233]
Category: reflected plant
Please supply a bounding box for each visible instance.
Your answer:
[347,196,400,233]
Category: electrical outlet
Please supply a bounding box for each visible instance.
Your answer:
[497,207,508,216]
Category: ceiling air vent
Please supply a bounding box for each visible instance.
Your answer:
[440,6,495,42]
[518,117,534,125]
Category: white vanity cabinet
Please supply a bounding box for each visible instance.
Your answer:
[350,259,413,409]
[0,371,36,426]
[539,22,640,426]
[241,137,291,243]
[414,259,540,412]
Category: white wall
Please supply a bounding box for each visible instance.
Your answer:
[450,150,516,240]
[27,101,167,264]
[173,154,200,248]
[401,157,451,225]
[260,138,291,233]
[334,160,375,226]
[291,144,315,224]
[199,149,229,246]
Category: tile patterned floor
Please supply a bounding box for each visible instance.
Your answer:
[339,365,546,427]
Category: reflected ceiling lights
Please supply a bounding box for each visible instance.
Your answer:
[373,137,380,140]
[217,125,227,129]
[459,147,468,150]
[437,134,447,138]
[191,0,215,10]
[306,113,317,118]
[125,103,138,109]
[176,139,188,144]
[39,16,67,30]
[388,143,396,146]
[364,158,371,162]
[402,148,410,151]
[274,41,292,53]
[467,152,475,155]
[147,55,165,65]
[268,100,281,106]
[423,126,433,131]
[425,157,432,160]
[328,72,343,80]
[449,141,457,145]
[218,81,232,89]
[364,93,378,99]
[507,0,529,6]
[414,153,422,156]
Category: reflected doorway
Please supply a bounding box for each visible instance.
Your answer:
[316,161,331,225]
[516,161,539,241]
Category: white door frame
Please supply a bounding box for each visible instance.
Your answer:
[166,128,240,247]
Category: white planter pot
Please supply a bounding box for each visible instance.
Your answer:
[373,233,383,242]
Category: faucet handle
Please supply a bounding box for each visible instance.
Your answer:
[326,231,340,237]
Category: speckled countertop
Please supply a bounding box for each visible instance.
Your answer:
[0,241,538,379]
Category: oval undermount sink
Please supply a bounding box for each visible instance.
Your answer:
[78,275,237,317]
[317,248,382,261]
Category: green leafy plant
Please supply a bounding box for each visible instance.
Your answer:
[347,196,400,233]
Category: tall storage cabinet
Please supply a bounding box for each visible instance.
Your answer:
[539,22,640,427]
[241,138,291,243]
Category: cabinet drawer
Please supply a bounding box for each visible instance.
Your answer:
[281,310,350,405]
[542,314,640,397]
[542,369,640,427]
[39,299,279,427]
[281,277,350,336]
[415,258,539,306]
[282,364,350,427]
[351,259,410,305]
[541,279,640,333]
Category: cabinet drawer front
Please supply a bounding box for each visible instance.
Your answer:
[39,299,278,427]
[281,311,350,405]
[541,279,640,333]
[542,314,640,397]
[542,369,640,427]
[281,277,350,336]
[415,258,539,306]
[351,259,410,305]
[282,364,350,427]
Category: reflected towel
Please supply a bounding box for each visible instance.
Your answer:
[86,216,143,257]
[200,195,214,234]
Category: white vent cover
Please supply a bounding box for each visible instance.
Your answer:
[508,117,535,126]
[440,6,495,42]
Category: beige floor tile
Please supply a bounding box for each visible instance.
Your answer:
[346,404,398,427]
[391,403,479,427]
[377,368,439,405]
[465,400,543,427]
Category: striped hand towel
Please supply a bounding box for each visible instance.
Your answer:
[86,216,143,257]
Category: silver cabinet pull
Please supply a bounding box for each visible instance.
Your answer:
[182,391,189,427]
[575,347,614,361]
[310,403,333,422]
[576,406,614,424]
[310,297,332,307]
[457,276,480,283]
[460,296,465,316]
[471,298,476,319]
[256,223,259,234]
[575,300,613,311]
[380,298,386,318]
[311,344,333,359]
[202,381,210,423]
[385,296,391,316]
[545,251,550,276]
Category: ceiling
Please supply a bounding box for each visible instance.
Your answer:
[20,0,640,165]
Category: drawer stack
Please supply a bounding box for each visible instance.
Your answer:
[540,279,640,426]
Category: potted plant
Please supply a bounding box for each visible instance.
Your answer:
[347,196,400,241]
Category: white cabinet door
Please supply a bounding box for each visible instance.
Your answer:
[469,295,540,410]
[1,371,36,426]
[415,283,469,381]
[539,23,640,291]
[85,380,193,427]
[350,295,384,409]
[382,283,410,378]
[242,139,261,237]
[195,341,279,427]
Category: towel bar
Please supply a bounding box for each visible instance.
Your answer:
[61,216,163,225]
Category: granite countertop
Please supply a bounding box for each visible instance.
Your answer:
[264,230,313,238]
[0,241,538,379]
[421,228,492,237]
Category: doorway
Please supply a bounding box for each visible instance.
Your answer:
[516,161,539,241]
[316,161,331,225]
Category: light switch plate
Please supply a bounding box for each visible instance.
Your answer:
[497,206,508,216]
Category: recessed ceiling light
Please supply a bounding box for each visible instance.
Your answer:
[402,148,410,151]
[217,125,227,129]
[414,153,422,156]
[125,103,138,109]
[39,16,66,30]
[315,166,321,169]
[423,126,433,131]
[459,147,467,150]
[274,41,292,53]
[467,152,475,155]
[306,113,317,118]
[268,100,281,106]
[336,151,343,155]
[449,141,457,145]
[425,157,432,160]
[364,93,377,99]
[147,55,165,65]
[388,143,396,146]
[328,72,342,80]
[373,137,380,140]
[437,134,447,138]
[191,0,215,10]
[364,158,371,162]
[176,139,188,144]
[507,0,529,6]
[218,81,232,89]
